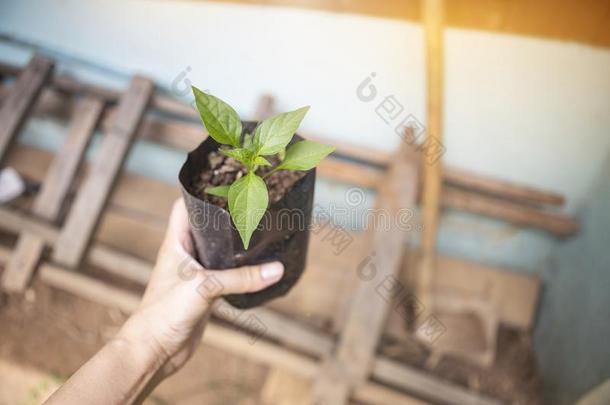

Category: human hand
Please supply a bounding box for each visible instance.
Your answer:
[117,198,284,379]
[45,199,284,405]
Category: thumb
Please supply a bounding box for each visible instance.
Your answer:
[204,262,284,297]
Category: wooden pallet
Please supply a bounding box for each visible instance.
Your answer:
[0,54,552,404]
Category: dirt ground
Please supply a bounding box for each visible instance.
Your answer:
[380,328,544,404]
[0,281,268,405]
[0,277,544,404]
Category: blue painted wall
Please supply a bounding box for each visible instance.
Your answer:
[535,152,610,404]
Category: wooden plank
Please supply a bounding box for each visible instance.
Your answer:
[312,143,420,404]
[0,55,53,161]
[38,261,142,312]
[54,67,190,120]
[417,0,445,321]
[233,307,333,358]
[443,166,565,206]
[317,157,379,189]
[442,186,579,237]
[1,97,102,291]
[0,60,194,130]
[102,106,202,151]
[52,76,153,268]
[373,358,501,405]
[304,132,390,166]
[0,82,201,152]
[435,255,540,330]
[1,236,45,292]
[0,206,152,284]
[33,96,104,221]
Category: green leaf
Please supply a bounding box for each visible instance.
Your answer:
[254,106,310,155]
[253,156,272,166]
[205,185,230,198]
[276,140,335,171]
[228,173,269,249]
[192,86,242,147]
[220,148,251,165]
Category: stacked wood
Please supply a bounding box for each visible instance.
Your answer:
[52,76,153,268]
[0,55,554,403]
[2,96,103,291]
[0,60,578,238]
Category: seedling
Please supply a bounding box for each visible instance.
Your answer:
[192,86,334,249]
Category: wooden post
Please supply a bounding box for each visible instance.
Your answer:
[441,187,577,236]
[52,76,153,268]
[0,55,53,162]
[311,143,420,404]
[1,96,103,292]
[417,0,445,316]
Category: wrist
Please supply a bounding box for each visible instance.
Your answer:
[114,314,168,375]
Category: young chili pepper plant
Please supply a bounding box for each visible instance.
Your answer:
[191,85,334,249]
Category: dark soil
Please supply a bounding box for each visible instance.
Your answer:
[192,150,306,209]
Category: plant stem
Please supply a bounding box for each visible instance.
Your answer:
[263,167,280,179]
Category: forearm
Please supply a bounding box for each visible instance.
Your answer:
[45,323,164,405]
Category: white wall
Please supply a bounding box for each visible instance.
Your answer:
[2,0,610,213]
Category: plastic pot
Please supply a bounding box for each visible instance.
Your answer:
[178,122,315,309]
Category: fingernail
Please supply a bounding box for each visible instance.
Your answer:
[261,262,284,280]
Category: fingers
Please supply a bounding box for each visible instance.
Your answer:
[162,198,284,300]
[216,262,284,295]
[188,261,284,299]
